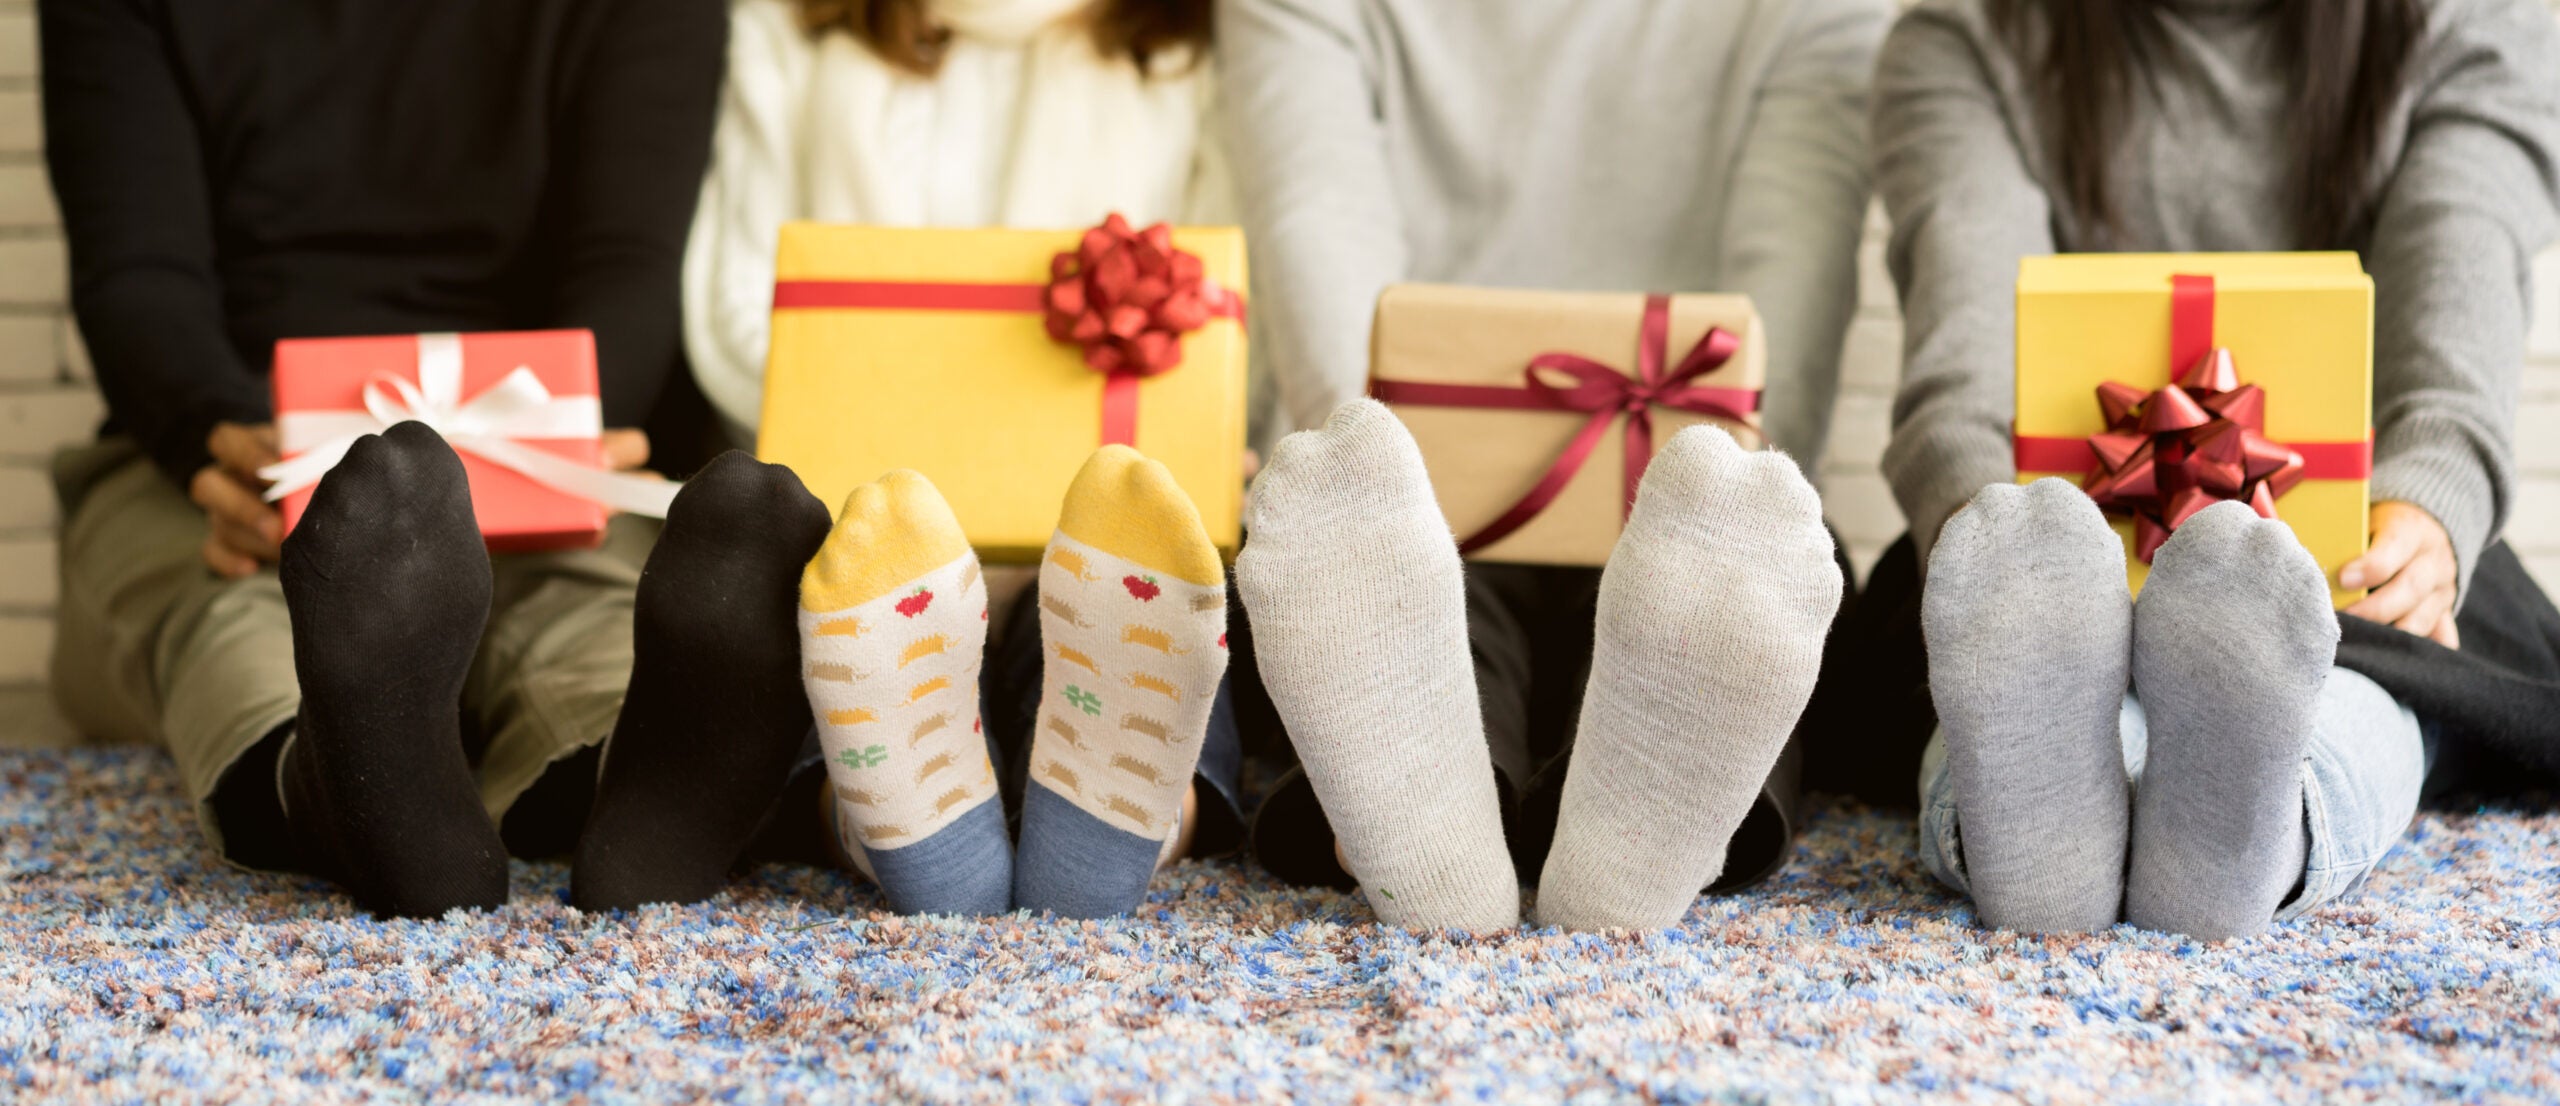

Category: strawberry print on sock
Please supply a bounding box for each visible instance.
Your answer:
[896,587,934,618]
[1123,575,1161,602]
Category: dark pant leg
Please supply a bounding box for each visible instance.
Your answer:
[1479,564,1597,882]
[2338,541,2560,795]
[1799,532,1937,809]
[985,574,1250,855]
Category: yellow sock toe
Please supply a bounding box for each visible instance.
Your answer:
[803,469,974,614]
[1055,445,1223,588]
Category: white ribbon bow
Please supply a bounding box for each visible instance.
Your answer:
[258,332,678,518]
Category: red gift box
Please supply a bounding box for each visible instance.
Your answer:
[264,330,643,554]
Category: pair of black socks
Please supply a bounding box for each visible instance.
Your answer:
[258,422,831,917]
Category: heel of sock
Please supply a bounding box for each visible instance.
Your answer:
[861,798,1013,917]
[1013,782,1164,920]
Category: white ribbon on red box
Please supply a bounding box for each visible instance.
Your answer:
[257,332,678,517]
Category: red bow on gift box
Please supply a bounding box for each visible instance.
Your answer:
[2082,347,2307,562]
[1044,214,1224,376]
[1042,214,1242,445]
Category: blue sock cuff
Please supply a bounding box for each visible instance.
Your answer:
[1013,782,1162,920]
[864,797,1013,917]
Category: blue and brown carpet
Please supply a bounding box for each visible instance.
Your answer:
[2,747,2553,1103]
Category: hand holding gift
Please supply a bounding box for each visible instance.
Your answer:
[2342,502,2461,648]
[192,421,283,577]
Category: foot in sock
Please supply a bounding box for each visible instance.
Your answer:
[1013,446,1228,918]
[572,452,833,910]
[1921,478,2132,933]
[277,421,505,918]
[800,470,1009,916]
[1533,426,1843,931]
[2127,501,2335,940]
[1235,400,1518,931]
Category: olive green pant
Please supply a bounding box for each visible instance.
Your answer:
[49,437,657,864]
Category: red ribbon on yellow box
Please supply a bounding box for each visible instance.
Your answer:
[1369,294,1757,554]
[771,214,1240,447]
[2013,274,2372,562]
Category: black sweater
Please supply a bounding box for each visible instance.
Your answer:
[41,0,726,485]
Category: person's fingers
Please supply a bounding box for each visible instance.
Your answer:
[208,422,282,480]
[2339,521,2421,590]
[2343,568,2426,627]
[200,530,258,579]
[191,469,283,555]
[2432,616,2462,651]
[601,428,650,472]
[1241,448,1263,481]
[2395,585,2455,641]
[214,512,282,562]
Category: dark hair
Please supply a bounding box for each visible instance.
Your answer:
[797,0,1211,77]
[1990,0,2423,249]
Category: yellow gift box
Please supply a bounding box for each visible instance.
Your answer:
[2015,253,2372,607]
[756,220,1248,562]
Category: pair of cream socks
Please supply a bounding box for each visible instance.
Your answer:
[1235,401,1843,931]
[797,447,1227,918]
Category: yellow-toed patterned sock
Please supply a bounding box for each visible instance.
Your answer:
[799,470,1008,916]
[1014,445,1229,918]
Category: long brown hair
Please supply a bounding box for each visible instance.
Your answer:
[798,0,1211,77]
[1990,0,2423,249]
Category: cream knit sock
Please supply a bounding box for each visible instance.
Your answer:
[800,470,1008,916]
[1235,400,1519,931]
[1534,426,1843,931]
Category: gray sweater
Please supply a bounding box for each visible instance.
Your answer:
[1875,0,2560,599]
[1217,0,1894,465]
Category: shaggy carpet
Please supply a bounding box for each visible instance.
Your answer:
[2,747,2555,1104]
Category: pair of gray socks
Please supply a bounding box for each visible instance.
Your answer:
[1922,483,2338,940]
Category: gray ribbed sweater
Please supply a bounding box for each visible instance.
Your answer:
[1874,0,2560,600]
[1217,0,1894,465]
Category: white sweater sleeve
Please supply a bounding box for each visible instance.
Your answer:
[682,0,813,440]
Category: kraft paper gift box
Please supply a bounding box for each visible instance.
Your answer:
[756,217,1249,562]
[1367,284,1765,566]
[2013,253,2374,608]
[264,329,671,554]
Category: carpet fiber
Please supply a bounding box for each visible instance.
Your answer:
[4,747,2555,1103]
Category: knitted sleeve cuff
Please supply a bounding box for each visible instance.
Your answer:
[1883,424,2018,574]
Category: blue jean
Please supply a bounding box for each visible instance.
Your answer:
[1919,666,2426,922]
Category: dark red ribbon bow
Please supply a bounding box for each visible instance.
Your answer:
[1369,294,1755,554]
[2084,346,2307,563]
[1042,214,1241,446]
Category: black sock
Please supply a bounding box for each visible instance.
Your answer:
[278,421,507,917]
[571,452,832,909]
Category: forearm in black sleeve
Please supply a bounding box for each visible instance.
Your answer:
[41,0,267,484]
[548,0,729,429]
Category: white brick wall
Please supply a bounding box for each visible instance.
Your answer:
[0,0,72,745]
[4,2,2559,746]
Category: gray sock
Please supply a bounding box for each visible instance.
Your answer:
[1921,478,2131,933]
[2127,501,2335,941]
[1533,426,1842,931]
